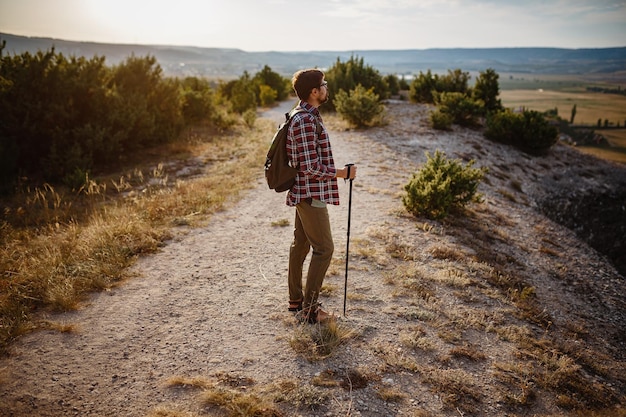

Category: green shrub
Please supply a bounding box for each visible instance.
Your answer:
[440,69,470,94]
[258,84,278,107]
[409,69,471,104]
[473,68,502,113]
[222,71,257,114]
[384,74,401,96]
[403,150,487,220]
[0,47,189,188]
[334,84,385,128]
[409,69,439,104]
[252,65,290,102]
[430,110,453,130]
[485,109,558,154]
[520,110,559,153]
[325,55,388,110]
[434,92,484,127]
[181,76,215,124]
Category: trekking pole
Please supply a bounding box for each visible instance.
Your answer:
[343,163,354,316]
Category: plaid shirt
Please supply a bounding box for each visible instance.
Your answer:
[286,101,340,206]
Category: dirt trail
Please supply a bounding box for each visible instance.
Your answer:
[0,102,411,416]
[1,101,624,417]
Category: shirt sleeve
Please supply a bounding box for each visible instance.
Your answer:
[291,115,336,181]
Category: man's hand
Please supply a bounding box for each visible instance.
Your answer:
[337,165,357,179]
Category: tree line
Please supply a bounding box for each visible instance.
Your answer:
[0,43,293,194]
[1,44,559,195]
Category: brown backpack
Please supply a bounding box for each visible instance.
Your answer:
[264,108,320,192]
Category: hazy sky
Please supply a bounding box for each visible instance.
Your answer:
[1,0,624,51]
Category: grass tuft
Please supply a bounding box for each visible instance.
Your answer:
[290,317,358,361]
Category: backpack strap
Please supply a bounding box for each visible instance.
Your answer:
[287,107,322,136]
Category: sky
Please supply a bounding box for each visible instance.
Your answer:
[1,0,625,52]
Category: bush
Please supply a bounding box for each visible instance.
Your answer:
[0,44,234,192]
[403,150,487,220]
[325,55,388,110]
[434,92,484,127]
[252,65,290,102]
[409,69,470,104]
[334,85,385,128]
[0,49,186,186]
[473,68,502,113]
[520,110,559,153]
[181,76,216,124]
[409,69,439,104]
[440,69,470,95]
[222,71,257,114]
[258,84,278,107]
[430,110,453,130]
[485,109,558,154]
[384,74,401,96]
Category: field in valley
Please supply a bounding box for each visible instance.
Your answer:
[499,73,626,164]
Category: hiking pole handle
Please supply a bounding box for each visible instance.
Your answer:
[344,163,354,183]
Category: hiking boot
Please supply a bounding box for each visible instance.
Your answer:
[288,300,303,312]
[296,305,334,324]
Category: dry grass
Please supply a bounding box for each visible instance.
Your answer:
[164,374,334,416]
[289,317,359,361]
[420,367,482,413]
[166,376,213,390]
[146,407,200,417]
[399,326,435,352]
[201,385,284,417]
[0,120,269,354]
[39,320,79,333]
[376,386,407,402]
[270,218,290,227]
[364,196,626,414]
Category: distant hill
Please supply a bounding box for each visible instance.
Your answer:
[2,32,625,78]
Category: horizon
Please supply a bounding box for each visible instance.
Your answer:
[3,31,626,53]
[1,0,625,52]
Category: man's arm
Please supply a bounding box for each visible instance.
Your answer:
[293,116,336,180]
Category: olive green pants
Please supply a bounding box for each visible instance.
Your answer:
[288,199,334,310]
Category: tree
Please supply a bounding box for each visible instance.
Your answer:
[570,104,577,124]
[472,68,502,113]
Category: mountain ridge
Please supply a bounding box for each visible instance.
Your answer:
[2,32,625,78]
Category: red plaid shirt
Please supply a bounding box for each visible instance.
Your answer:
[286,101,340,206]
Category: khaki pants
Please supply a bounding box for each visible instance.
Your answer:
[288,199,334,310]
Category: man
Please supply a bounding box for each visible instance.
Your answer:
[286,69,357,324]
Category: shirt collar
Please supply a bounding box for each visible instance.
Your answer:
[299,100,320,117]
